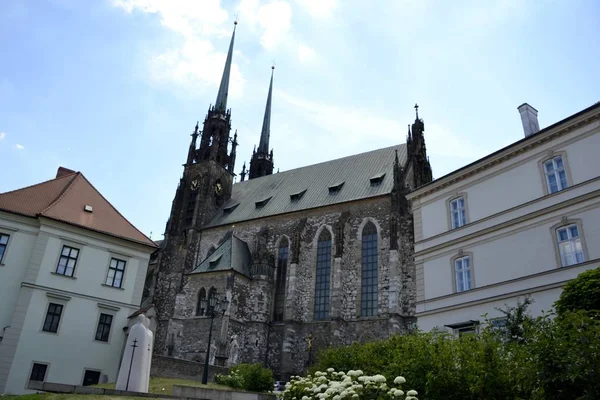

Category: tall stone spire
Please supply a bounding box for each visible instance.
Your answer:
[215,21,237,112]
[249,66,276,180]
[258,66,274,153]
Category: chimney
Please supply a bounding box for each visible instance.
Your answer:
[517,103,540,137]
[56,167,76,178]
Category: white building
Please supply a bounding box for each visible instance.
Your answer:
[407,102,600,334]
[0,167,156,394]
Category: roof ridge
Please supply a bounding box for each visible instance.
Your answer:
[40,173,81,215]
[68,174,156,246]
[0,171,77,196]
[235,143,405,185]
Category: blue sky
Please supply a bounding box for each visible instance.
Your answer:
[1,0,599,240]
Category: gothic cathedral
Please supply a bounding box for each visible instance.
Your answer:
[143,22,433,380]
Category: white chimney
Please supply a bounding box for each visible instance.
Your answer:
[517,103,540,137]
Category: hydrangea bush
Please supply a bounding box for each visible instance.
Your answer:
[280,368,418,400]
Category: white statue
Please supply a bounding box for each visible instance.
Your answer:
[116,315,152,392]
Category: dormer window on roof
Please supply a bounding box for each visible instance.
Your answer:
[209,254,222,268]
[223,203,240,214]
[290,189,307,201]
[255,196,272,208]
[370,173,386,187]
[328,182,345,194]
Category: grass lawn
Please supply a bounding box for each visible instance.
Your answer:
[2,377,235,399]
[96,377,234,394]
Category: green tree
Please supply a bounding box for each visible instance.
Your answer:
[494,296,534,343]
[554,266,600,316]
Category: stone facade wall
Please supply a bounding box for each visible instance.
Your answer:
[150,354,227,381]
[172,196,416,379]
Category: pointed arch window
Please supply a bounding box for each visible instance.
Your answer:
[196,288,206,316]
[314,229,332,320]
[273,238,289,322]
[361,222,378,317]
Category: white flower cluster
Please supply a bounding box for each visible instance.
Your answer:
[280,369,417,400]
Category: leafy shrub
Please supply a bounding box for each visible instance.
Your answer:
[216,363,273,392]
[311,310,600,400]
[554,266,600,316]
[215,369,243,389]
[282,369,418,400]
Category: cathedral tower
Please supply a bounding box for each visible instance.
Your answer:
[406,104,433,189]
[248,66,275,179]
[152,22,239,354]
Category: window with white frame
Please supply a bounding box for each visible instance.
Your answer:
[0,233,9,263]
[105,258,126,288]
[56,245,79,277]
[450,197,466,229]
[454,256,472,292]
[556,224,585,267]
[544,156,568,194]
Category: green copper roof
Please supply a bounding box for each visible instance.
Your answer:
[191,235,252,276]
[206,144,407,228]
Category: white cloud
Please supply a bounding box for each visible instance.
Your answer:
[277,90,403,144]
[297,42,317,64]
[15,144,24,150]
[277,90,483,160]
[237,0,292,51]
[0,132,5,141]
[294,0,338,18]
[237,0,318,64]
[112,0,245,96]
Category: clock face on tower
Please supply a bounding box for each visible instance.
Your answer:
[214,181,223,196]
[190,179,200,191]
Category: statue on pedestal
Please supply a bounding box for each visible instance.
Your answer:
[116,315,153,392]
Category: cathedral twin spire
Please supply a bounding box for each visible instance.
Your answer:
[215,21,237,113]
[187,20,275,182]
[248,66,275,180]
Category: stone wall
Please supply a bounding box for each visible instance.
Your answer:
[176,196,416,379]
[150,354,227,381]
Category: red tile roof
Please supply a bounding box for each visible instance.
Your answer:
[0,168,156,248]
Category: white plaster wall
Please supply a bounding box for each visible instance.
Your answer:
[422,203,600,300]
[418,287,563,332]
[0,218,38,339]
[0,218,152,394]
[419,123,600,240]
[35,224,150,305]
[4,289,134,394]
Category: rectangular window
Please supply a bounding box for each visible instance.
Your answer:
[56,245,79,276]
[557,225,585,267]
[544,156,568,194]
[0,233,9,263]
[29,363,48,382]
[105,258,126,288]
[95,313,113,342]
[450,197,466,229]
[43,303,63,333]
[454,256,472,292]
